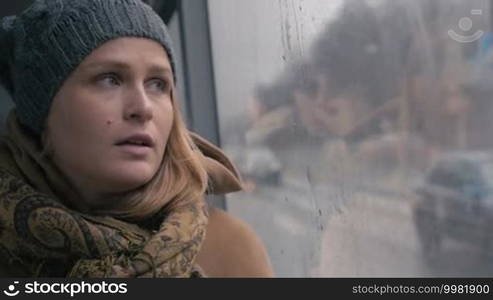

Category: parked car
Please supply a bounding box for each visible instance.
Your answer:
[413,152,493,262]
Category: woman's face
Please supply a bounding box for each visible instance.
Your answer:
[46,37,174,206]
[295,76,368,138]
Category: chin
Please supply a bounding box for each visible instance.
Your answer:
[106,164,158,192]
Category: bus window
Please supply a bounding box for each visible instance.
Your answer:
[208,0,493,276]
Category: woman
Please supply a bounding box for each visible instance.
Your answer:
[0,0,273,277]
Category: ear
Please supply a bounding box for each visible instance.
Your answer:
[0,16,16,94]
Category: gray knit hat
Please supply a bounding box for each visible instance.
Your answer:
[0,0,176,135]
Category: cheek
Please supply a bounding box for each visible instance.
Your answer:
[49,119,106,161]
[54,111,112,146]
[51,87,116,129]
[48,97,115,161]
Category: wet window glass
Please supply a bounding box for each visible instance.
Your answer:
[209,0,493,276]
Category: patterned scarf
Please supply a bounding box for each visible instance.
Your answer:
[0,112,242,277]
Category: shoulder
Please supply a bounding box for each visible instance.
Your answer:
[196,206,274,278]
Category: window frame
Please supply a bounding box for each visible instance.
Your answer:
[174,0,227,210]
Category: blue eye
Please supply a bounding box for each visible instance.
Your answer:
[147,78,169,93]
[98,73,121,87]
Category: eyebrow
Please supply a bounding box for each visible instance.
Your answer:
[81,60,173,77]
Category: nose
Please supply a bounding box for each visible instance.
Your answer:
[123,86,153,123]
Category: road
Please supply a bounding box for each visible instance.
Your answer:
[227,177,493,277]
